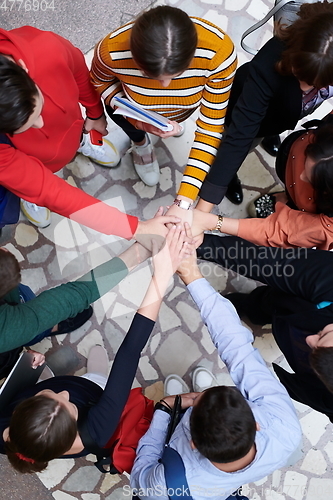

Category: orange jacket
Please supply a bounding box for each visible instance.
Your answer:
[237,132,333,249]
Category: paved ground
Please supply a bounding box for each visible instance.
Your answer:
[1,1,333,499]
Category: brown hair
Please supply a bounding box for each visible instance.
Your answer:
[0,54,38,134]
[5,395,77,473]
[305,123,333,215]
[309,346,333,393]
[190,386,256,463]
[276,1,333,88]
[130,6,197,78]
[0,248,21,299]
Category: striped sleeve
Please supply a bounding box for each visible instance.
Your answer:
[178,19,237,200]
[90,23,134,105]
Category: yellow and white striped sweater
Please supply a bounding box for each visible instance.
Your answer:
[91,17,237,200]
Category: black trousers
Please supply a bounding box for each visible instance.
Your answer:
[198,234,333,418]
[105,104,146,143]
[197,234,333,332]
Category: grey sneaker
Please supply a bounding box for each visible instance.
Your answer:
[130,136,160,186]
[191,366,219,392]
[87,345,109,377]
[164,374,190,396]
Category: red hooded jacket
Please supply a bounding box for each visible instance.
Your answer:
[0,27,138,237]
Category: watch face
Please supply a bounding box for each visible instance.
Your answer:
[179,200,191,210]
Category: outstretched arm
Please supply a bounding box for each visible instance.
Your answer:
[87,224,194,448]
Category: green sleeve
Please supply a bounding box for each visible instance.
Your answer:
[0,257,128,354]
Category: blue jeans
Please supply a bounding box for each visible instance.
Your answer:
[19,284,53,345]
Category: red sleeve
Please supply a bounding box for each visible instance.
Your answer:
[52,32,104,119]
[237,202,333,250]
[0,145,138,238]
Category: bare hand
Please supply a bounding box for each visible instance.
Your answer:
[176,249,202,286]
[165,204,193,229]
[134,207,181,251]
[83,116,108,136]
[162,392,201,410]
[135,119,182,138]
[28,349,46,368]
[152,223,195,278]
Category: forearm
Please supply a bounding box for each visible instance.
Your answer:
[138,272,171,321]
[196,198,214,213]
[131,411,170,498]
[118,243,151,272]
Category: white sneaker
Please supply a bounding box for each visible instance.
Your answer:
[130,136,160,186]
[191,366,219,392]
[77,133,120,167]
[164,374,190,397]
[20,200,51,228]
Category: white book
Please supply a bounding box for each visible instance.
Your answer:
[113,96,173,132]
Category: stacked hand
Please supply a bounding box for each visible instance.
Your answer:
[152,222,195,280]
[28,350,45,369]
[165,204,218,248]
[134,119,182,138]
[162,393,201,410]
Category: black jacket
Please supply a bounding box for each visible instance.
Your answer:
[200,37,303,204]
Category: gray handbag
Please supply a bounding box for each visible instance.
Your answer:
[241,0,331,55]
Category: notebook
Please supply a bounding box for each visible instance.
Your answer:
[113,96,174,132]
[0,351,45,408]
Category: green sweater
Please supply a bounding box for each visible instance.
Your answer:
[1,257,128,353]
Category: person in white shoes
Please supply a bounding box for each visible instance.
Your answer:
[91,6,236,188]
[130,251,302,500]
[0,27,180,239]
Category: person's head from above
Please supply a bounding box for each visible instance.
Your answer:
[190,386,257,466]
[0,54,44,135]
[301,123,333,215]
[0,247,21,299]
[5,389,78,473]
[306,323,333,393]
[130,5,198,87]
[276,2,333,89]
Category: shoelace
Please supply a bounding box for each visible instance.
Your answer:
[25,202,40,212]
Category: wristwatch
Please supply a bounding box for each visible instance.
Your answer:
[173,199,192,210]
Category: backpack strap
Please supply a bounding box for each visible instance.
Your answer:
[159,395,193,500]
[160,446,193,500]
[241,0,293,55]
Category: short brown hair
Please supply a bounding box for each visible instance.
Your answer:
[130,6,197,78]
[190,386,256,463]
[276,1,333,88]
[0,248,21,299]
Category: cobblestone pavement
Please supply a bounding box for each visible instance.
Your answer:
[1,1,333,499]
